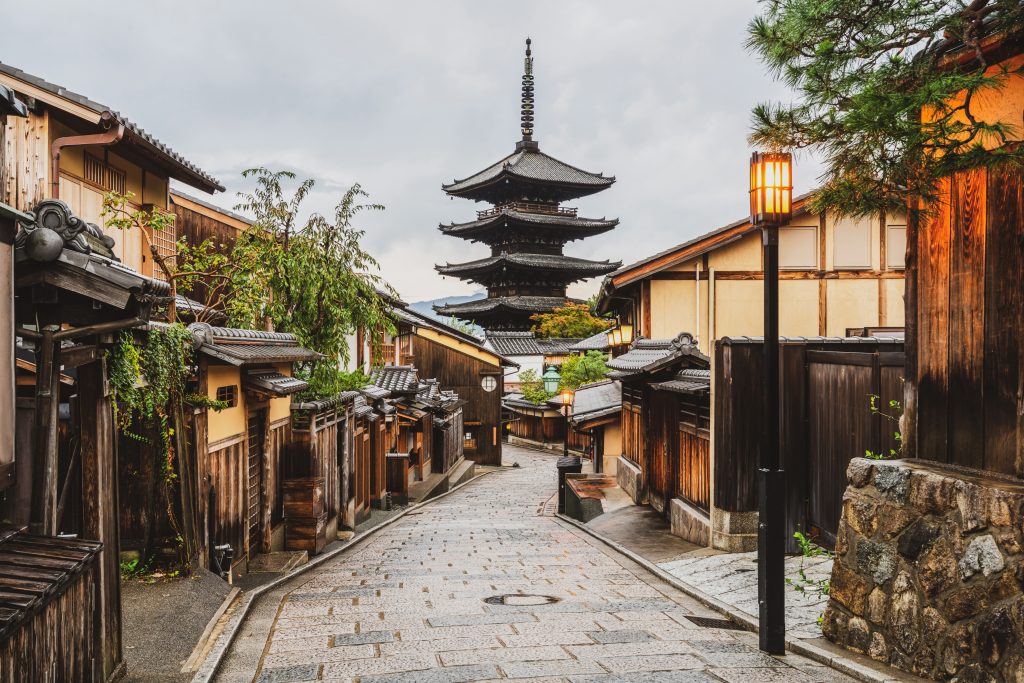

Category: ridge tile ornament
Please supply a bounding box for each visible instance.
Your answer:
[435,39,621,331]
[15,199,117,262]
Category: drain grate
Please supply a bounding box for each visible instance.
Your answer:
[483,594,561,606]
[686,616,745,631]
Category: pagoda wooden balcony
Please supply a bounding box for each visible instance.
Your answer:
[476,202,577,220]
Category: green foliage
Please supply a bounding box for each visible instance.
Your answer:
[558,351,610,391]
[519,369,554,406]
[865,392,904,460]
[228,169,396,381]
[786,531,833,599]
[747,0,1024,216]
[295,365,371,400]
[445,316,478,336]
[531,303,613,339]
[102,192,235,322]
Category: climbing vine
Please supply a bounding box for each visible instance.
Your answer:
[107,323,198,569]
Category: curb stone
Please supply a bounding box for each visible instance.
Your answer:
[554,512,920,683]
[188,469,498,683]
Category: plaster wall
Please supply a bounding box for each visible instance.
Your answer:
[826,279,880,336]
[207,364,244,444]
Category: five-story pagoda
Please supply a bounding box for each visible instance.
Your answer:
[435,39,621,331]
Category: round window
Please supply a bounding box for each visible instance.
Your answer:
[481,376,497,392]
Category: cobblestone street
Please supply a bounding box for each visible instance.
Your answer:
[215,445,855,683]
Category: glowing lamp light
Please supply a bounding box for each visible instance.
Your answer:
[749,152,793,227]
[560,389,574,407]
[619,323,633,345]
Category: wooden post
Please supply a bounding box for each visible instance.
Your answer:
[78,356,123,681]
[30,327,61,535]
[902,205,919,459]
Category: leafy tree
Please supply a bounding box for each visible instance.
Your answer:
[444,316,479,337]
[102,192,234,323]
[559,351,610,391]
[518,368,554,406]
[230,168,396,392]
[747,0,1024,216]
[531,302,614,339]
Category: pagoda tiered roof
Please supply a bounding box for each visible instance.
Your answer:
[443,143,614,204]
[435,252,620,284]
[435,39,618,331]
[439,207,617,243]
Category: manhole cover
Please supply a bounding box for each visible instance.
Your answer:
[483,594,561,606]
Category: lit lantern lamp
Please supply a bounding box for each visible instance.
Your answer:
[560,388,574,408]
[619,323,633,345]
[749,150,792,656]
[559,388,574,458]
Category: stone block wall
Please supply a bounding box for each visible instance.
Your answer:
[615,456,644,504]
[823,458,1024,681]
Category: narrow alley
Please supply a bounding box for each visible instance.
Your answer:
[213,446,853,683]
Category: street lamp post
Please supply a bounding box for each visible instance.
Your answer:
[560,388,574,458]
[749,151,793,655]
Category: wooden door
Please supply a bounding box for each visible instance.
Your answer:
[246,410,265,551]
[354,423,370,520]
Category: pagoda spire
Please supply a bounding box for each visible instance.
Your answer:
[520,38,535,142]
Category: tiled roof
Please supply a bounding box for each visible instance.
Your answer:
[503,392,560,414]
[606,333,708,378]
[292,390,360,412]
[170,189,253,226]
[0,63,223,193]
[651,369,711,395]
[389,304,518,368]
[570,380,621,426]
[440,210,618,238]
[536,338,584,355]
[0,83,27,117]
[243,369,309,397]
[437,252,621,278]
[360,385,391,401]
[369,365,420,393]
[569,330,611,353]
[188,323,322,367]
[435,296,579,316]
[485,331,542,356]
[444,147,614,194]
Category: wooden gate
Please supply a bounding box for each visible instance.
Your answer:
[806,350,904,545]
[246,410,264,549]
[354,422,371,522]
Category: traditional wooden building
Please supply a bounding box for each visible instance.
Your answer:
[504,393,567,448]
[597,196,905,355]
[606,335,712,544]
[187,324,320,575]
[8,199,171,681]
[0,64,223,279]
[353,303,515,466]
[568,379,622,475]
[434,39,620,331]
[821,30,1024,681]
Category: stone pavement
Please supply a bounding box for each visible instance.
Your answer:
[212,444,857,682]
[658,551,833,641]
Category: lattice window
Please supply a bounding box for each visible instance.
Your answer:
[216,385,238,408]
[150,212,177,282]
[84,154,105,187]
[106,164,126,195]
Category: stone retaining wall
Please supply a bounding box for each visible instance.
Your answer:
[823,458,1024,681]
[615,456,644,504]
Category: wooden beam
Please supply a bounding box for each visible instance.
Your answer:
[818,280,827,336]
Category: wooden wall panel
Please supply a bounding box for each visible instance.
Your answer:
[206,440,246,564]
[948,169,987,469]
[411,335,502,465]
[916,177,952,463]
[983,166,1024,476]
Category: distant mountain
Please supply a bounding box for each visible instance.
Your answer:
[408,293,486,337]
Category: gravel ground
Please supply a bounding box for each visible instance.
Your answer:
[121,567,233,683]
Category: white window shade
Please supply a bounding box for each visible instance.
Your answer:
[833,216,872,269]
[778,226,818,270]
[886,224,906,270]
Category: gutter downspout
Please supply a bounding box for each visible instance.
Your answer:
[50,111,125,198]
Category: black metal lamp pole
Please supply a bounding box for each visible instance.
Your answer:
[750,151,792,655]
[563,404,571,459]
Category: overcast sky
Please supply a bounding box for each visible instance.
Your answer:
[6,1,820,303]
